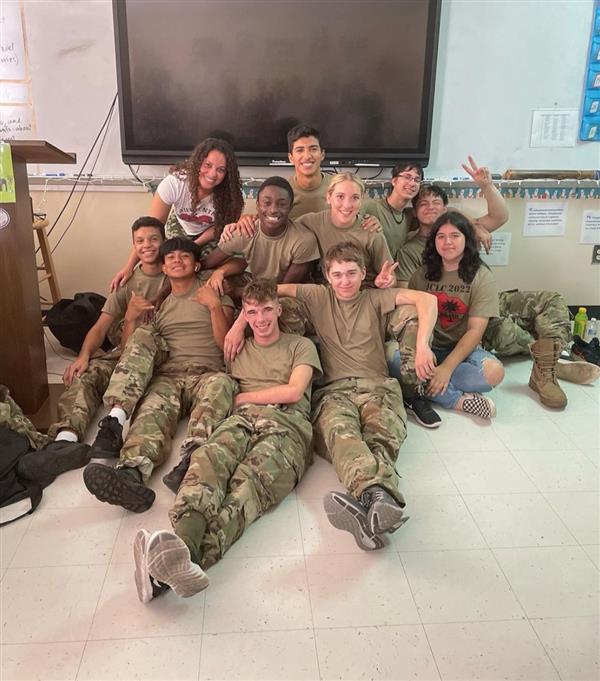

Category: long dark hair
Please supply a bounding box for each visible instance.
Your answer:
[170,138,244,236]
[422,210,486,284]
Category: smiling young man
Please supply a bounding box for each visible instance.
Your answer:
[83,237,237,512]
[17,217,166,483]
[273,242,437,551]
[287,125,330,219]
[132,279,321,601]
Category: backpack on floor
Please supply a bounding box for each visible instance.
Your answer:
[45,292,112,353]
[0,427,44,526]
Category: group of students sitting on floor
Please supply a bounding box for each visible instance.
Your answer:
[11,125,600,604]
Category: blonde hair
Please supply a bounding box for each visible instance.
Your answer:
[327,172,365,197]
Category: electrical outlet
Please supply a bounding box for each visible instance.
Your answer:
[593,245,600,264]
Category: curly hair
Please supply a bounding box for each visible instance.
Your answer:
[242,278,279,305]
[422,210,486,284]
[170,138,244,237]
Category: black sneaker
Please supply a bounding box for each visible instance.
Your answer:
[162,452,191,494]
[91,416,123,458]
[83,463,155,512]
[404,397,441,429]
[17,440,91,481]
[572,336,600,367]
[323,491,386,551]
[361,485,409,535]
[133,529,170,603]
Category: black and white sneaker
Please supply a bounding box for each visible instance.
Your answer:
[146,530,209,598]
[404,397,441,429]
[133,529,170,603]
[460,392,496,420]
[83,463,155,512]
[360,485,409,535]
[90,416,123,458]
[323,491,386,551]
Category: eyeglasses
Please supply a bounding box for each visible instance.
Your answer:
[396,173,422,185]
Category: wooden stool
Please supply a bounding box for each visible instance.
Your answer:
[33,217,61,304]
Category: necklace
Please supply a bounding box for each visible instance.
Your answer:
[384,197,406,225]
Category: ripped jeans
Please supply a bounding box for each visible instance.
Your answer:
[387,345,497,409]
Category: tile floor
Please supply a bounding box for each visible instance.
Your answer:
[0,339,598,680]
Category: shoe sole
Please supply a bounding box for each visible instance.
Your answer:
[146,531,209,598]
[368,502,410,535]
[133,529,153,603]
[405,406,442,429]
[556,360,600,385]
[83,463,155,513]
[323,492,385,551]
[18,444,90,481]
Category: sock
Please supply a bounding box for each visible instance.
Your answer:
[108,407,127,427]
[55,430,78,443]
[174,511,207,565]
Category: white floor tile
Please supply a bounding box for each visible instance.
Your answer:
[493,417,577,451]
[1,565,106,643]
[427,417,507,452]
[551,409,600,449]
[0,642,85,680]
[0,514,32,576]
[437,449,537,495]
[11,506,123,568]
[89,561,205,640]
[425,620,558,680]
[306,553,419,628]
[396,452,460,496]
[295,454,344,501]
[199,630,319,681]
[463,493,576,548]
[582,545,600,569]
[511,449,599,492]
[78,636,202,680]
[315,625,440,681]
[543,491,599,545]
[111,503,172,564]
[401,549,524,623]
[391,495,486,551]
[531,616,599,681]
[493,546,600,618]
[40,467,112,509]
[492,381,554,418]
[400,424,437,454]
[203,556,312,633]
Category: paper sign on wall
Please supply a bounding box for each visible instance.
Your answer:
[580,210,600,244]
[0,105,33,139]
[523,202,567,237]
[479,232,511,267]
[0,3,26,80]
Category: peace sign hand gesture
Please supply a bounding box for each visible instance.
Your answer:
[374,260,399,289]
[461,155,492,188]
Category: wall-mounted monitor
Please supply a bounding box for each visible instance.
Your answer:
[113,0,441,167]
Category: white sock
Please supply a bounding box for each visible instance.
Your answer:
[109,407,127,427]
[55,430,78,443]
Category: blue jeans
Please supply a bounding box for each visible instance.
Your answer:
[387,345,497,409]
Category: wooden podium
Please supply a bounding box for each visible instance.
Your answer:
[0,141,76,426]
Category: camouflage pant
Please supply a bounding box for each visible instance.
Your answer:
[48,352,119,440]
[483,290,571,356]
[170,403,311,569]
[280,297,313,336]
[312,377,407,503]
[0,385,49,450]
[165,209,218,259]
[385,304,421,395]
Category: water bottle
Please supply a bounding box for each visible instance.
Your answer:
[573,307,588,339]
[584,317,598,342]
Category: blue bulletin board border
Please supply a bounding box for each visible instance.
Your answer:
[580,0,600,141]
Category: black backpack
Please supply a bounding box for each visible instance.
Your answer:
[45,292,112,353]
[0,427,45,526]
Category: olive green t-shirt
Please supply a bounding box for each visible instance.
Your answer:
[153,279,233,372]
[230,333,322,417]
[409,265,499,347]
[102,267,166,347]
[218,220,319,280]
[297,210,393,284]
[295,284,398,384]
[361,197,414,261]
[397,235,427,283]
[289,173,331,219]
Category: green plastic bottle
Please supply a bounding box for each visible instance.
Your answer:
[573,307,588,339]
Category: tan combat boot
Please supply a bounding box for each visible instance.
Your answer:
[556,359,600,385]
[528,338,567,408]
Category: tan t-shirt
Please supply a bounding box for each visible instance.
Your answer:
[409,265,499,347]
[397,235,427,282]
[218,220,319,280]
[361,197,414,261]
[289,173,331,219]
[102,267,166,346]
[296,284,398,384]
[153,279,233,372]
[230,333,322,417]
[297,210,393,284]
